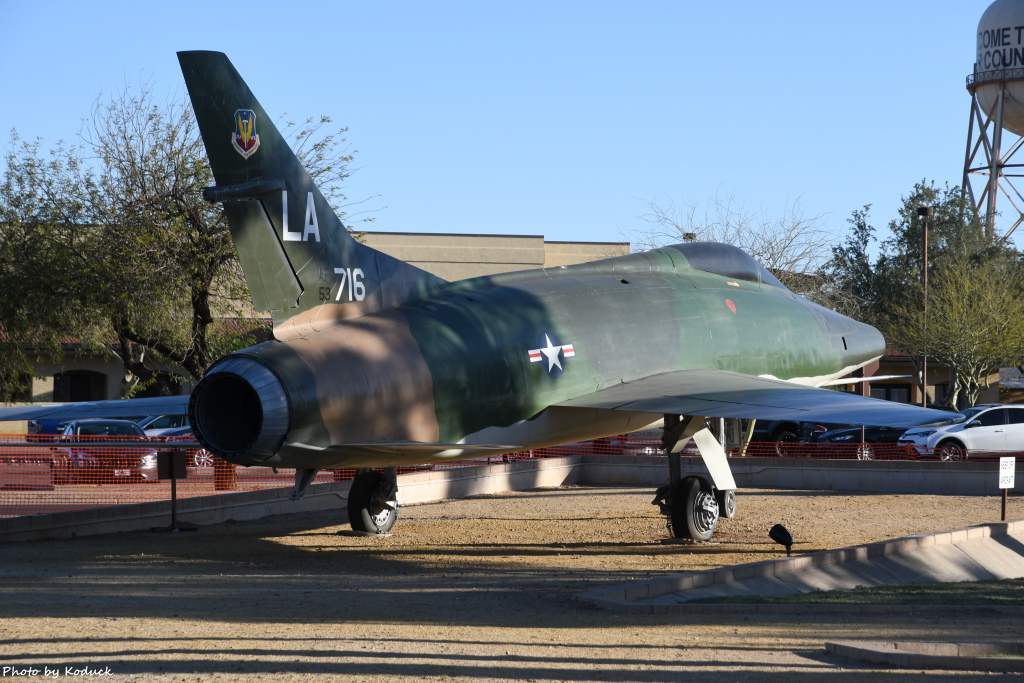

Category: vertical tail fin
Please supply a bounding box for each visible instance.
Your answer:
[177,51,443,340]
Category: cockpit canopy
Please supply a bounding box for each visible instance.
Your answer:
[672,242,786,289]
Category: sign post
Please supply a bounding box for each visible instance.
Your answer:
[998,457,1016,522]
[153,450,197,532]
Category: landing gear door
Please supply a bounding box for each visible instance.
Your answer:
[691,428,737,491]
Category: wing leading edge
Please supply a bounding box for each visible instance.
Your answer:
[556,369,957,428]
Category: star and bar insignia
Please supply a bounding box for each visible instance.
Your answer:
[528,333,575,378]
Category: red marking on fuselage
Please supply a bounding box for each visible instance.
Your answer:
[725,299,737,314]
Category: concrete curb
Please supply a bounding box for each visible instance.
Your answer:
[577,519,1024,613]
[0,481,353,542]
[825,640,1024,672]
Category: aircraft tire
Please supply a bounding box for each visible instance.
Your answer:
[715,489,736,519]
[348,471,398,534]
[672,476,718,541]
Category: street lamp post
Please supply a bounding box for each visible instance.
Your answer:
[917,206,934,408]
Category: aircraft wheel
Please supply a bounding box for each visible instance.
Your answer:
[715,489,736,519]
[671,476,719,541]
[348,470,398,534]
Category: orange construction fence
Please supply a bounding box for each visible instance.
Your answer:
[0,433,1018,519]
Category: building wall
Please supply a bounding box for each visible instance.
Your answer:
[30,356,121,402]
[361,232,630,280]
[542,241,630,268]
[875,357,999,407]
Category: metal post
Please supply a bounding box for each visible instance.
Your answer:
[739,419,755,457]
[170,475,178,528]
[152,450,196,533]
[917,206,934,408]
[987,87,1005,243]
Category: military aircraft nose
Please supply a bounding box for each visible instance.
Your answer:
[819,307,885,369]
[840,320,886,367]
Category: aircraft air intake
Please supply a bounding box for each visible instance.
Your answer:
[188,356,289,461]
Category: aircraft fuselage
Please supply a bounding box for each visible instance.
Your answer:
[189,244,883,469]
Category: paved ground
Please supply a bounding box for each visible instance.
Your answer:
[0,485,1021,681]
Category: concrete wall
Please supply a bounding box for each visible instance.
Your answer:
[580,454,1024,495]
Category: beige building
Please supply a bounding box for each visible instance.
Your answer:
[871,349,999,408]
[360,232,629,280]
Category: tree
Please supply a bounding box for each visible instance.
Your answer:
[0,83,359,399]
[883,248,1024,407]
[0,135,107,400]
[634,193,835,296]
[824,181,1024,407]
[820,206,877,320]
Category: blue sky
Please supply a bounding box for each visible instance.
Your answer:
[0,1,998,248]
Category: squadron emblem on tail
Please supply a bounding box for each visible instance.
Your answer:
[231,109,260,159]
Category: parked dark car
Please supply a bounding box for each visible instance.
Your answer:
[813,425,908,460]
[51,419,158,484]
[749,420,833,455]
[26,419,71,443]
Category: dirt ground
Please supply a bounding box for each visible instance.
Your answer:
[0,485,1021,682]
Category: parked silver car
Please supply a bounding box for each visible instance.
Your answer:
[137,414,190,436]
[898,404,1024,460]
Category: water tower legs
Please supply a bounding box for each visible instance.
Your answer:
[963,85,1024,244]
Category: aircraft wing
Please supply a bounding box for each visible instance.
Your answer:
[0,395,190,422]
[556,369,956,427]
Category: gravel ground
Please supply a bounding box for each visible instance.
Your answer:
[0,485,1021,682]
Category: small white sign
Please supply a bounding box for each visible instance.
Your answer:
[999,457,1016,490]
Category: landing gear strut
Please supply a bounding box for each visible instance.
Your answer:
[653,415,736,541]
[348,467,399,534]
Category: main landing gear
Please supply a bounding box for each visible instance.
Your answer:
[652,415,738,541]
[290,466,399,534]
[348,467,399,534]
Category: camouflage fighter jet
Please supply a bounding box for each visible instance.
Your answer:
[0,52,954,541]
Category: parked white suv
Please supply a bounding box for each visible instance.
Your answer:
[898,404,1024,460]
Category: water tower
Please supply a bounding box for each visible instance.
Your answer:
[964,0,1024,243]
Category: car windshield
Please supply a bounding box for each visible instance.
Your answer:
[942,406,987,426]
[76,423,144,437]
